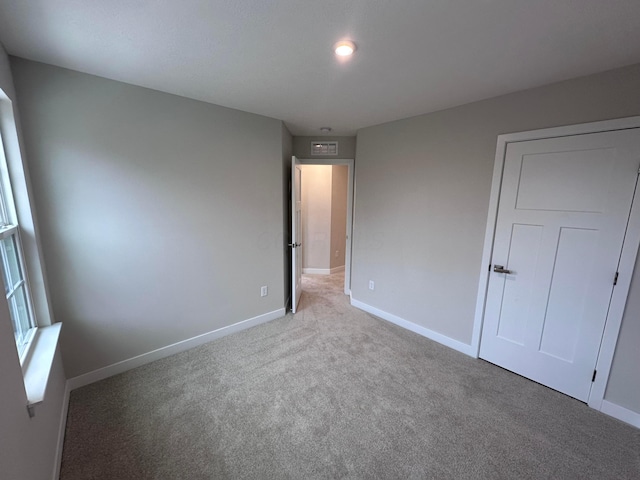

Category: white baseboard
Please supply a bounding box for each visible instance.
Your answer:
[303,268,330,274]
[53,382,70,480]
[600,400,640,428]
[303,265,345,275]
[350,297,475,357]
[67,308,286,391]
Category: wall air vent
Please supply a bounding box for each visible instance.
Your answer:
[311,141,338,156]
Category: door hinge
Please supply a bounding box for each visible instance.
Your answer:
[592,370,597,382]
[613,271,619,286]
[488,264,491,272]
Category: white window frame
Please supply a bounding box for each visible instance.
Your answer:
[0,129,38,362]
[0,85,60,414]
[0,226,37,359]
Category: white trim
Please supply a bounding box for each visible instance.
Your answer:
[350,297,475,357]
[302,265,345,275]
[600,400,640,428]
[0,90,55,328]
[291,156,302,313]
[297,158,355,296]
[22,323,62,406]
[493,116,640,144]
[589,174,640,410]
[472,116,640,417]
[303,268,331,275]
[53,382,70,480]
[471,135,508,358]
[67,308,286,390]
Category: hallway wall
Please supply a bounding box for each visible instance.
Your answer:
[330,165,348,270]
[301,165,332,270]
[300,164,348,273]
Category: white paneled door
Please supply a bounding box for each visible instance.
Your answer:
[480,129,640,402]
[291,156,303,313]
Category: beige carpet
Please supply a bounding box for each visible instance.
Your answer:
[60,273,639,479]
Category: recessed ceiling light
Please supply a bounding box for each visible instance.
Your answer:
[334,40,356,56]
[320,127,332,134]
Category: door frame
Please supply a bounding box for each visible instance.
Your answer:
[297,158,355,295]
[471,116,640,410]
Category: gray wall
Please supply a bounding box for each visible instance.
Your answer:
[0,46,67,480]
[353,63,640,414]
[330,165,348,270]
[7,51,639,428]
[293,136,356,159]
[12,58,286,378]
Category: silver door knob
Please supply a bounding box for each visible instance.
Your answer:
[493,265,512,274]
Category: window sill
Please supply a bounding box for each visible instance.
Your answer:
[21,323,62,415]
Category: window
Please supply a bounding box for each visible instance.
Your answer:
[0,90,59,412]
[0,131,36,360]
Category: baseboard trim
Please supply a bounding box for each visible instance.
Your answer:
[600,400,640,428]
[350,297,475,357]
[53,382,70,480]
[303,268,329,274]
[67,308,286,391]
[302,265,345,275]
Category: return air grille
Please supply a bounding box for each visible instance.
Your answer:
[311,141,338,155]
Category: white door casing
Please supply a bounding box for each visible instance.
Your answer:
[291,156,303,313]
[473,118,640,411]
[295,158,355,296]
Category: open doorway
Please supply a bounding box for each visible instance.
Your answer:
[290,157,354,311]
[300,164,348,273]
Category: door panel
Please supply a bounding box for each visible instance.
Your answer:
[291,156,303,313]
[480,128,640,402]
[516,148,615,212]
[538,227,598,361]
[496,224,543,345]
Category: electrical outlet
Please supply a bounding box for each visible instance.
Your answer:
[261,286,268,297]
[335,250,339,258]
[369,280,375,291]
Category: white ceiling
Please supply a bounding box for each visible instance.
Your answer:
[1,1,640,136]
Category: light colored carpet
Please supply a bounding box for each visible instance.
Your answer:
[60,273,639,479]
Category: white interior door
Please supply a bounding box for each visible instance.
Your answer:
[291,156,303,313]
[480,128,640,402]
